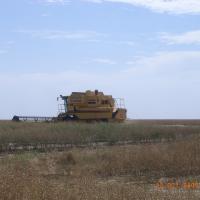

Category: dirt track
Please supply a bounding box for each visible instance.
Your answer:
[0,138,178,154]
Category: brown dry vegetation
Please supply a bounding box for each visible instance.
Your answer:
[0,120,200,146]
[0,137,200,199]
[128,119,200,126]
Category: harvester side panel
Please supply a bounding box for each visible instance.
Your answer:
[71,112,112,120]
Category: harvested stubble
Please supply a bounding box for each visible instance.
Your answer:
[0,137,199,200]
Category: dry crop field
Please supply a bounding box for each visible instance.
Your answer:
[0,120,200,199]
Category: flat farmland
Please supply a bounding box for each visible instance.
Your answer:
[1,120,200,146]
[0,120,200,199]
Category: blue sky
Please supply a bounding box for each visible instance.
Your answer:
[1,0,200,119]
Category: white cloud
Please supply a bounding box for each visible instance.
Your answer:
[161,30,200,45]
[85,39,135,46]
[15,30,135,46]
[87,58,117,65]
[83,0,102,3]
[105,40,135,46]
[126,51,200,74]
[93,58,116,64]
[83,0,200,14]
[0,41,15,54]
[16,30,106,40]
[7,41,15,45]
[41,13,50,17]
[118,41,135,46]
[38,0,70,5]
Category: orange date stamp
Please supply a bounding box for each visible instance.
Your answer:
[156,178,200,190]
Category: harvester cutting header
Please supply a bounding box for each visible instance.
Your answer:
[13,90,127,122]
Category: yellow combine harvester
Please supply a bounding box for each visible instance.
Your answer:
[57,90,127,122]
[12,90,127,122]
